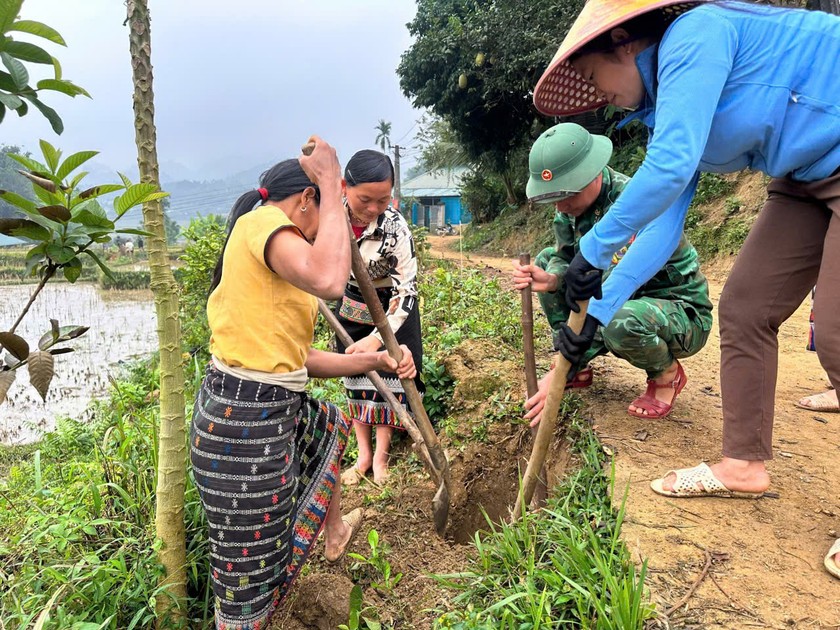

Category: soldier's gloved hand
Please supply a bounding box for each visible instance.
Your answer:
[555,314,601,370]
[564,252,603,312]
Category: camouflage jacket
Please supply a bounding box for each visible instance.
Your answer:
[543,167,712,328]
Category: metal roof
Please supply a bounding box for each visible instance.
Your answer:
[402,167,468,198]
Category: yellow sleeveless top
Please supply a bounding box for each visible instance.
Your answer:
[207,205,317,373]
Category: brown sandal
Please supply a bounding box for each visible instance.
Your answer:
[628,361,687,419]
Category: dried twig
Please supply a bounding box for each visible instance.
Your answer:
[664,550,712,617]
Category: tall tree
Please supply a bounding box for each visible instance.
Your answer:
[398,0,585,203]
[126,1,187,624]
[374,119,392,151]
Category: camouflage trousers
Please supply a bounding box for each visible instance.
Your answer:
[536,249,711,378]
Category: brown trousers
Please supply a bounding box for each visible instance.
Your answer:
[720,170,840,460]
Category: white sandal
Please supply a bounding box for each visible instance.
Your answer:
[650,463,764,499]
[825,539,840,579]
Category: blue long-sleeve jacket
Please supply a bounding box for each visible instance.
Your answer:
[585,3,840,326]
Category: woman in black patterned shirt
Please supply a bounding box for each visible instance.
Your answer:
[335,150,424,485]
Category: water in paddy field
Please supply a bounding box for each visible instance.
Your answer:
[0,283,157,444]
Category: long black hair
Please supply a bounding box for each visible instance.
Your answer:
[345,149,394,187]
[209,159,320,293]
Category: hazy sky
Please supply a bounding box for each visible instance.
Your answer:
[2,0,423,180]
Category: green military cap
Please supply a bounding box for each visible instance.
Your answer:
[526,123,612,203]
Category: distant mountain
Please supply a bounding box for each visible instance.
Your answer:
[118,160,275,228]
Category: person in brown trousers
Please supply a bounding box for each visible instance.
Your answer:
[532,0,840,578]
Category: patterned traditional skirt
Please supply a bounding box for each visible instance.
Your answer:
[334,286,424,429]
[190,366,351,630]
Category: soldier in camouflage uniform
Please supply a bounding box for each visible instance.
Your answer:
[514,123,712,421]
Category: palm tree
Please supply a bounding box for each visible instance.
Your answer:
[126,1,187,624]
[374,119,392,151]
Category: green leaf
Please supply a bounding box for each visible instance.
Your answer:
[115,227,153,237]
[38,139,59,172]
[27,95,63,133]
[36,78,88,98]
[117,172,133,188]
[73,208,114,230]
[0,102,5,123]
[0,90,22,109]
[62,257,82,283]
[10,220,50,241]
[46,242,75,264]
[0,0,24,35]
[8,20,66,45]
[55,150,98,181]
[0,189,36,212]
[1,50,28,89]
[38,204,70,222]
[4,40,51,64]
[8,152,47,173]
[51,54,61,79]
[48,347,73,355]
[0,332,29,361]
[114,182,158,215]
[82,249,114,281]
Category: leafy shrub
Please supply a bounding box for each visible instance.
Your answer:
[98,269,150,290]
[177,214,225,356]
[460,170,511,224]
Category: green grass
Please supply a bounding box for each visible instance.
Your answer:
[433,400,656,629]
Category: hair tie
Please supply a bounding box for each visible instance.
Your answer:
[257,187,268,201]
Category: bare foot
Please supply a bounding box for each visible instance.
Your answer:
[628,362,680,416]
[324,508,363,563]
[372,452,390,485]
[796,389,839,412]
[660,457,770,494]
[835,552,840,570]
[324,520,352,562]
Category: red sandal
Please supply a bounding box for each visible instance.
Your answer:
[566,366,593,389]
[628,361,687,419]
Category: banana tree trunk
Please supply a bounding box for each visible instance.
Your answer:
[127,1,187,622]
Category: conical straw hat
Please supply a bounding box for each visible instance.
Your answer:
[533,0,708,116]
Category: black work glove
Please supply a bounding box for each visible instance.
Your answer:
[555,314,601,373]
[564,252,603,312]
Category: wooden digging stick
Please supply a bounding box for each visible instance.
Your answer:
[518,253,547,509]
[316,299,434,469]
[346,231,452,534]
[511,300,589,521]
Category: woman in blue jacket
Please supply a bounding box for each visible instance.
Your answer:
[532,0,840,579]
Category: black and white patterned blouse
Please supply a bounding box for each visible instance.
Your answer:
[349,207,418,340]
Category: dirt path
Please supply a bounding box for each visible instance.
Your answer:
[427,236,840,629]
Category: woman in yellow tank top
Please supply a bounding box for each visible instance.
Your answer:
[190,137,416,630]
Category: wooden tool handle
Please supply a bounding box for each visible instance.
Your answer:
[347,226,449,482]
[512,300,589,521]
[317,299,434,470]
[519,252,538,399]
[301,141,315,156]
